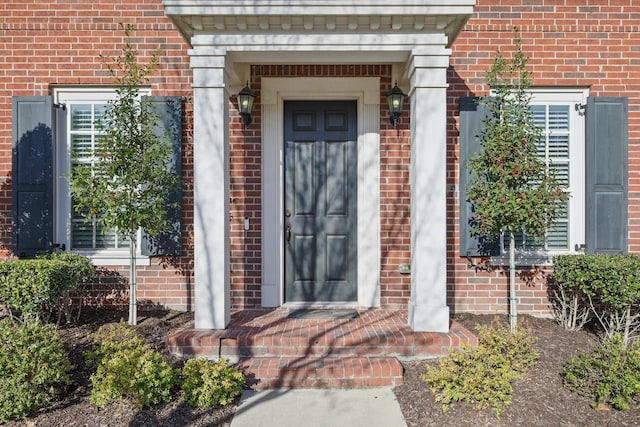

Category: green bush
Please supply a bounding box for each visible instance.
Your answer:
[86,320,146,364]
[549,255,592,331]
[0,319,72,421]
[0,253,94,322]
[181,357,245,408]
[423,319,538,416]
[552,254,640,344]
[87,322,176,408]
[563,334,640,410]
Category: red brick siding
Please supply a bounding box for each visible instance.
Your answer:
[447,0,640,315]
[3,0,640,317]
[0,0,194,311]
[379,78,412,310]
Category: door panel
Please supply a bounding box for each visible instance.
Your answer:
[284,100,357,302]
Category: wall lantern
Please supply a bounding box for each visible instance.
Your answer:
[238,82,255,128]
[386,81,406,129]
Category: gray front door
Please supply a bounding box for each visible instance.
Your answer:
[284,100,357,302]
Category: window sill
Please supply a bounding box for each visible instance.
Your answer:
[71,250,150,267]
[490,250,578,267]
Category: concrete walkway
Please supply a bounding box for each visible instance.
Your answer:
[230,388,407,427]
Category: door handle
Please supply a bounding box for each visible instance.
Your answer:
[286,222,291,247]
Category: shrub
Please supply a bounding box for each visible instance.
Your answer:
[86,320,146,364]
[0,253,94,323]
[549,255,592,331]
[181,358,245,408]
[0,319,72,421]
[423,319,538,416]
[563,334,640,410]
[87,322,176,408]
[552,254,640,345]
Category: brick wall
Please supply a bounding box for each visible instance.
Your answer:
[4,0,639,317]
[0,0,194,311]
[447,0,640,315]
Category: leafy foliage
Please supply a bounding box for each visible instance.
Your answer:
[69,24,178,238]
[552,254,640,345]
[466,31,568,332]
[0,319,72,421]
[0,253,94,323]
[423,319,538,416]
[181,358,245,408]
[467,33,568,242]
[563,334,640,410]
[68,24,180,325]
[86,322,176,408]
[549,255,593,331]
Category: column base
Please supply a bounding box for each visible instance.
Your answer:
[408,301,450,333]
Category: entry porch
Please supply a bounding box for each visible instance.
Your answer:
[168,308,476,389]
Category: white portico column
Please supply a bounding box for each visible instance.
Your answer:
[191,51,231,329]
[407,49,451,332]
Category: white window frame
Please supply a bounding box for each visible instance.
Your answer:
[491,87,588,266]
[53,87,150,266]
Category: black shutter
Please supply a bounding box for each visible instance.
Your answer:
[141,96,182,256]
[12,97,54,258]
[459,96,499,256]
[585,96,628,254]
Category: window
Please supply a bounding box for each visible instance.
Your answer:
[497,90,586,258]
[459,89,597,261]
[12,91,181,260]
[490,89,587,261]
[54,88,150,265]
[496,89,587,259]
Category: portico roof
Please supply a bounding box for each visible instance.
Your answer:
[163,0,475,88]
[162,0,475,48]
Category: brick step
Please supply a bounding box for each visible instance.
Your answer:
[237,356,404,389]
[166,310,478,389]
[169,331,460,360]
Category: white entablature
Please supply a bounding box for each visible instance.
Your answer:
[162,1,474,47]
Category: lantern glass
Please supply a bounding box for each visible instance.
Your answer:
[386,81,406,128]
[238,84,255,115]
[238,82,255,128]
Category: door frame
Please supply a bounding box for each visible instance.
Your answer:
[261,77,381,308]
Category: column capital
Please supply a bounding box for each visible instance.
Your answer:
[406,48,451,94]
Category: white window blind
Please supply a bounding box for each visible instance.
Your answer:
[504,104,571,252]
[69,102,129,250]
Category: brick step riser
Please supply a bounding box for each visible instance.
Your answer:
[169,344,453,359]
[224,346,446,358]
[247,377,401,389]
[237,356,404,390]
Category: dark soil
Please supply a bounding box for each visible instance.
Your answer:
[4,310,640,426]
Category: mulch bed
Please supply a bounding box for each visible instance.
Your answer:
[4,310,640,426]
[395,313,640,427]
[4,310,237,427]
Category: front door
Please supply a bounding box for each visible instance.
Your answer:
[284,100,358,303]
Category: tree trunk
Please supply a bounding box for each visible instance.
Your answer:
[509,230,517,333]
[128,233,138,326]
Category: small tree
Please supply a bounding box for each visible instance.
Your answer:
[467,32,568,332]
[69,24,179,325]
